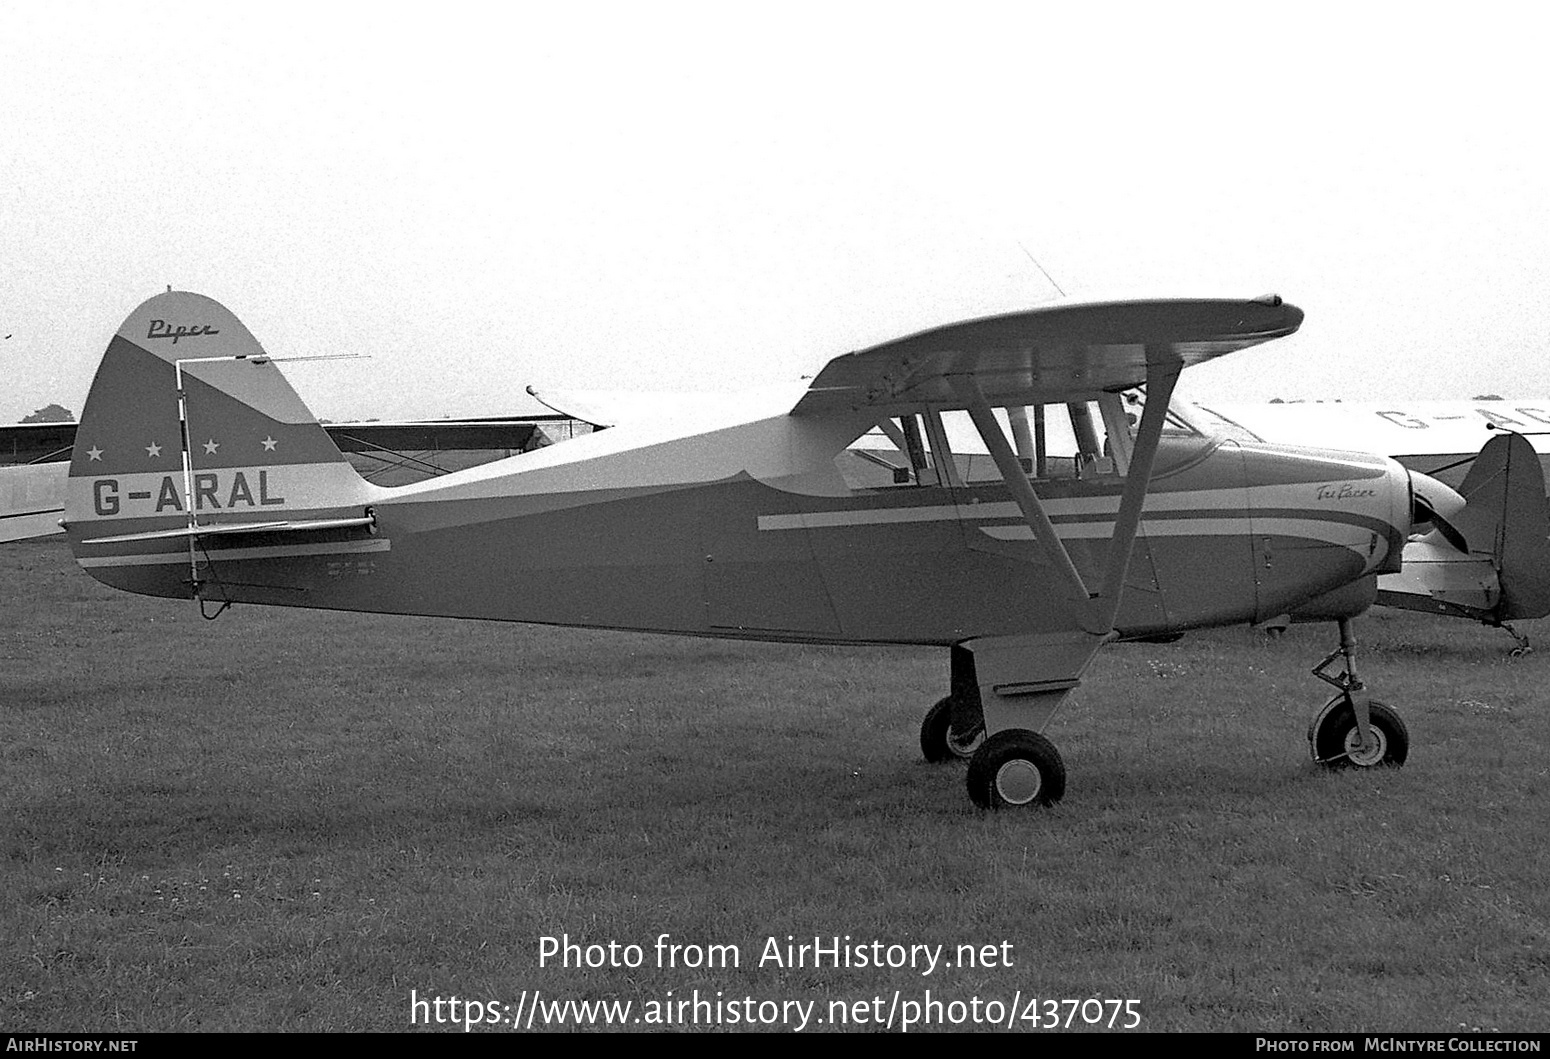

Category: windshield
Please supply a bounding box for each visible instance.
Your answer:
[1116,388,1203,440]
[1162,398,1263,443]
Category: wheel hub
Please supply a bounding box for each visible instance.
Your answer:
[947,726,985,758]
[994,759,1043,805]
[1344,724,1388,766]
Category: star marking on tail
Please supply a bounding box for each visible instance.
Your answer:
[146,442,162,458]
[261,436,277,452]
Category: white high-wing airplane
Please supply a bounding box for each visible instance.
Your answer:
[38,288,1547,810]
[8,291,1548,807]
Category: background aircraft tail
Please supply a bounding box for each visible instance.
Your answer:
[1377,432,1550,629]
[1454,431,1550,620]
[64,291,378,598]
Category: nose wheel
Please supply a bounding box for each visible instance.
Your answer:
[1309,694,1410,767]
[1308,619,1410,768]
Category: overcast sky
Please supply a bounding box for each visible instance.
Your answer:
[3,2,1546,423]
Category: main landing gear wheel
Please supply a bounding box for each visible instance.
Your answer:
[920,696,985,762]
[1308,695,1410,768]
[966,730,1066,809]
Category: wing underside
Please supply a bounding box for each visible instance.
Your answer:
[793,296,1303,416]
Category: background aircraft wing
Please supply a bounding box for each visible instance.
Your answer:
[526,386,778,428]
[0,417,578,539]
[792,296,1303,416]
[0,421,78,464]
[2,418,564,463]
[0,425,76,541]
[323,417,560,453]
[0,462,68,542]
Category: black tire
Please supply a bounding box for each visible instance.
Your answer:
[1309,696,1409,768]
[920,696,984,763]
[966,730,1066,808]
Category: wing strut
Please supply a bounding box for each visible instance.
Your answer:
[957,377,1092,609]
[953,356,1181,635]
[1092,358,1179,630]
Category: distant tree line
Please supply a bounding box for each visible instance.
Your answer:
[19,403,73,423]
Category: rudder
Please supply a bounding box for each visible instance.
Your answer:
[1455,432,1550,620]
[66,291,378,598]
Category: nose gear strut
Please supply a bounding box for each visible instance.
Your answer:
[1308,618,1410,768]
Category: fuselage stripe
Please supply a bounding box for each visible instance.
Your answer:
[978,517,1381,549]
[758,494,1395,533]
[76,538,391,568]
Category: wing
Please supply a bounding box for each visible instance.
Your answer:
[0,424,79,541]
[0,418,563,540]
[0,421,79,464]
[525,387,757,429]
[324,417,562,452]
[0,419,558,465]
[792,295,1302,416]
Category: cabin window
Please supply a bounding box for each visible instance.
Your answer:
[833,410,958,489]
[833,390,1214,492]
[838,401,1138,490]
[940,401,1123,483]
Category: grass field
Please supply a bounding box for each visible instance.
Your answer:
[3,537,1547,1032]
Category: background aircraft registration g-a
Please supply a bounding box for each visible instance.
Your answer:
[1174,399,1550,650]
[1189,397,1550,491]
[52,290,1548,808]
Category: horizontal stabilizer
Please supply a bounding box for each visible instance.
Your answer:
[0,463,68,542]
[82,515,375,545]
[0,507,64,544]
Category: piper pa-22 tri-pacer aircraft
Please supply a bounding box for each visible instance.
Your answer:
[63,290,1532,809]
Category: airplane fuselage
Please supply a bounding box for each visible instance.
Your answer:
[57,289,1444,808]
[70,401,1411,645]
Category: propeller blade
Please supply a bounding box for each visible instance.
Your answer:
[1413,495,1470,553]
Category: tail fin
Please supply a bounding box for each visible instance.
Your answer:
[66,291,377,597]
[1454,432,1550,620]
